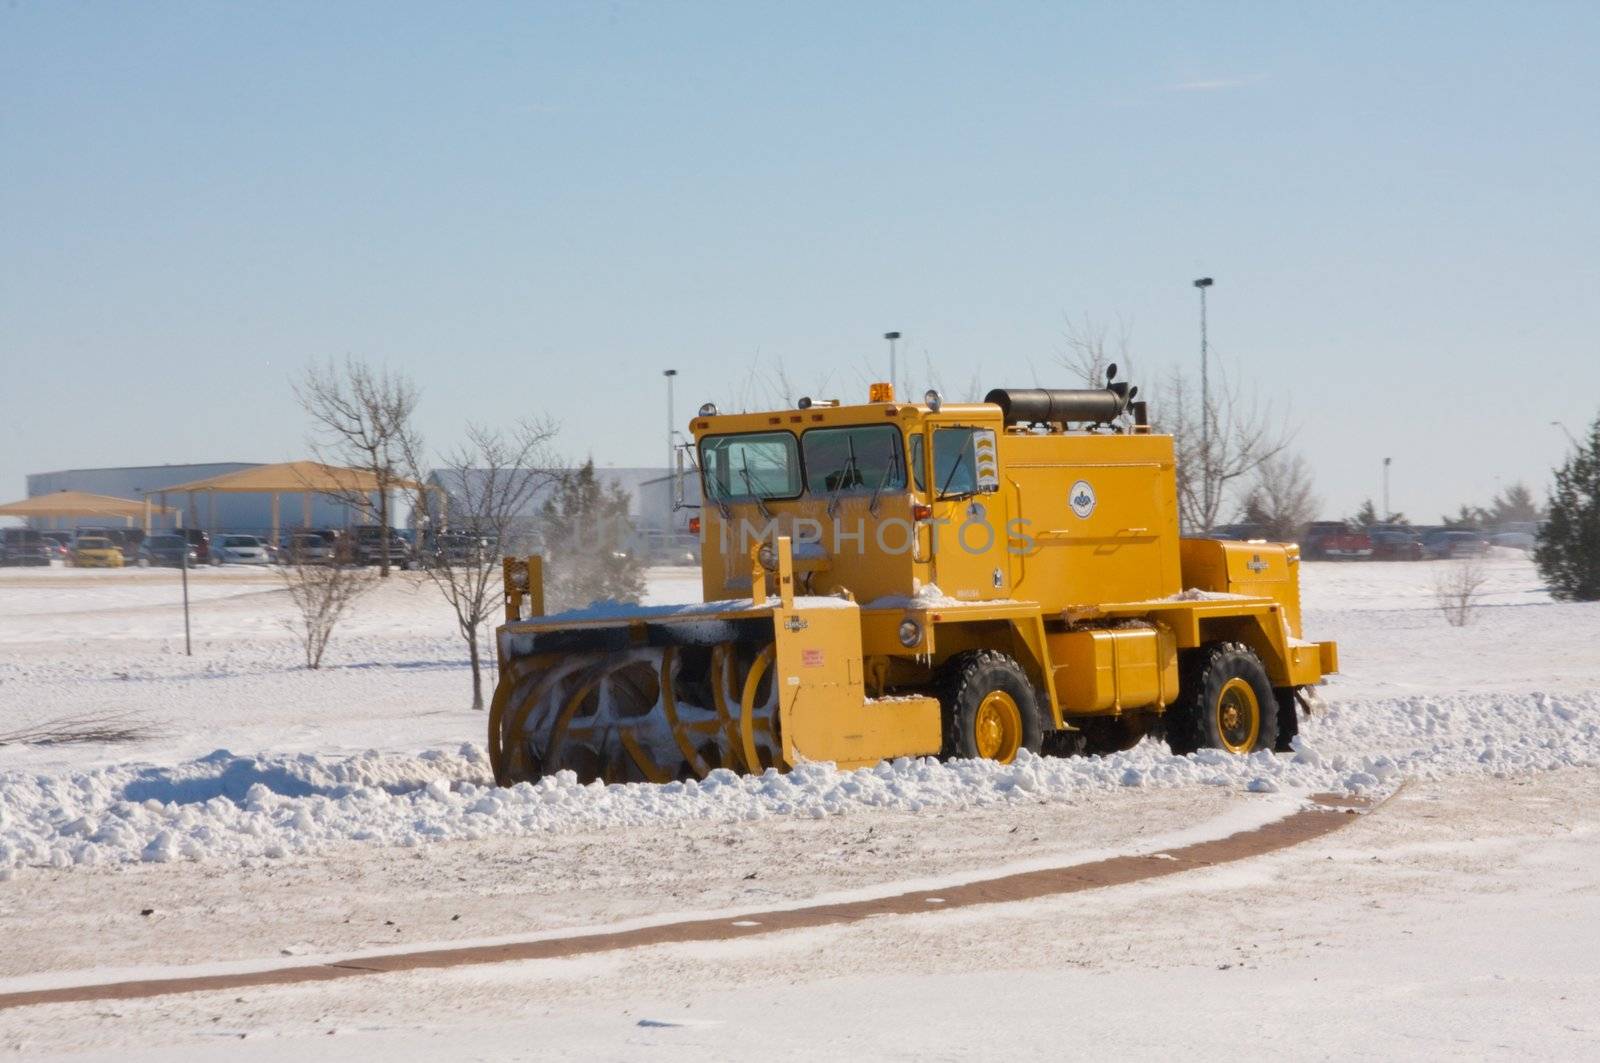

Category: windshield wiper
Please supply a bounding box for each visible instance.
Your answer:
[739,452,774,520]
[826,436,860,519]
[868,437,902,516]
[697,449,731,519]
[936,431,974,500]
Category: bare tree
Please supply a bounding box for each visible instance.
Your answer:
[1433,555,1489,627]
[411,421,560,710]
[1153,364,1291,534]
[1239,451,1320,540]
[279,560,378,668]
[1058,314,1134,389]
[294,358,421,577]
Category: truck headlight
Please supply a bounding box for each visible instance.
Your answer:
[898,618,922,648]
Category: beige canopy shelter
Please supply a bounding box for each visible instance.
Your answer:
[0,490,173,529]
[149,461,430,543]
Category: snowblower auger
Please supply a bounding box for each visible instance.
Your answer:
[490,377,1338,786]
[490,541,942,787]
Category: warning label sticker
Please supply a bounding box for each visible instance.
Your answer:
[801,648,824,668]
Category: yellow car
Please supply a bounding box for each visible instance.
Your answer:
[70,536,124,568]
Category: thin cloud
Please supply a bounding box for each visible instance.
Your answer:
[1170,75,1267,93]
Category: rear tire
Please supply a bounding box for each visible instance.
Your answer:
[1166,642,1278,756]
[1077,713,1155,756]
[937,650,1044,764]
[1273,687,1299,753]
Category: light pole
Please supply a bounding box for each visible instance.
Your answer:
[1383,457,1392,522]
[1551,420,1579,449]
[884,331,901,395]
[663,369,678,473]
[1193,278,1214,526]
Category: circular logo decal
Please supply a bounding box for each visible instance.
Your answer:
[1069,480,1096,519]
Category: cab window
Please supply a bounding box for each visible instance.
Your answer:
[933,427,978,497]
[802,425,904,494]
[909,433,926,492]
[700,432,803,502]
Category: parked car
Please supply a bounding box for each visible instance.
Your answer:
[1489,530,1536,551]
[1369,529,1424,561]
[420,532,495,568]
[180,529,212,564]
[0,530,54,567]
[350,526,413,567]
[70,536,125,568]
[75,527,144,556]
[210,534,272,565]
[1303,521,1373,560]
[1203,523,1270,542]
[281,532,335,565]
[1421,529,1490,559]
[137,534,198,568]
[39,531,72,560]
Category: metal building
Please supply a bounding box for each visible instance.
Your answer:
[23,464,362,534]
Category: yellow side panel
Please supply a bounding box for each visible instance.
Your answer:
[1047,626,1179,716]
[1180,538,1305,637]
[1001,433,1184,612]
[774,601,942,768]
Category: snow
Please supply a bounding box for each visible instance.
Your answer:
[1165,587,1254,601]
[863,581,996,610]
[2,554,1596,874]
[1,551,1598,1062]
[523,591,856,625]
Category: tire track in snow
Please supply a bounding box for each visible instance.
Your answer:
[0,794,1375,1012]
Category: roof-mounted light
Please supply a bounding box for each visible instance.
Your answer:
[869,382,895,403]
[924,389,943,412]
[698,402,719,417]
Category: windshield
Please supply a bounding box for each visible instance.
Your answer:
[149,536,184,548]
[224,536,259,547]
[77,539,112,549]
[700,432,802,502]
[802,425,904,495]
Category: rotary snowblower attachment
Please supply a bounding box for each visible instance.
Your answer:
[490,544,942,786]
[490,379,1338,788]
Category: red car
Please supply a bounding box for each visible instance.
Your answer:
[1303,521,1373,560]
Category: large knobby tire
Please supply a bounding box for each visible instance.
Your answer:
[937,650,1044,764]
[1166,642,1279,756]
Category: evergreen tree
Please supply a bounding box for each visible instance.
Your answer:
[1488,481,1541,525]
[1535,414,1600,601]
[539,461,647,611]
[1350,498,1407,528]
[1441,504,1487,529]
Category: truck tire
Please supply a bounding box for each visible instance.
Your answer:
[937,650,1044,764]
[1166,642,1279,756]
[1078,713,1154,756]
[1273,687,1299,753]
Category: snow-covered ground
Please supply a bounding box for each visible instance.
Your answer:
[1,553,1597,1059]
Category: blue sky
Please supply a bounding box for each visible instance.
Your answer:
[3,1,1597,521]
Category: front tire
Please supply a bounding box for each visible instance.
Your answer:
[937,650,1044,764]
[1166,642,1278,755]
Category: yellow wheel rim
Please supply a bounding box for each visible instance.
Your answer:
[1215,677,1261,754]
[974,690,1024,763]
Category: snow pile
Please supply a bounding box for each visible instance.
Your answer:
[2,689,1597,872]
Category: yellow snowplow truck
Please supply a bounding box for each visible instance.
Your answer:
[490,375,1338,786]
